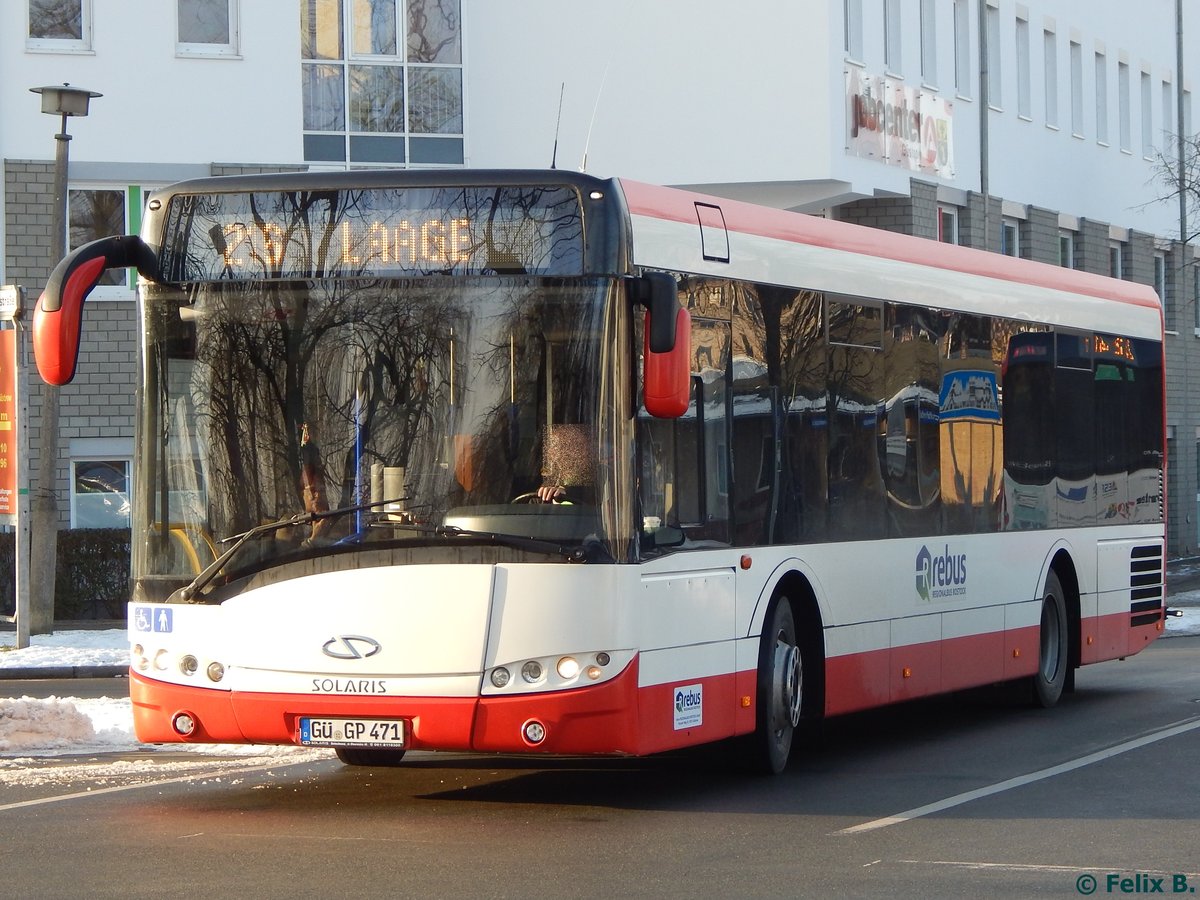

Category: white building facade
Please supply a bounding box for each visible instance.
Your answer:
[3,0,1198,554]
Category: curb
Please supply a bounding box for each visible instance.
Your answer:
[0,665,128,681]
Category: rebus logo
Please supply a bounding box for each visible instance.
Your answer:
[915,545,933,601]
[915,544,968,601]
[675,687,702,711]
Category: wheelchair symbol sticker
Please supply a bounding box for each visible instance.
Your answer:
[133,606,172,633]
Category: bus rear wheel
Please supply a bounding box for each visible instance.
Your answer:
[334,747,407,767]
[748,598,803,775]
[1031,571,1069,708]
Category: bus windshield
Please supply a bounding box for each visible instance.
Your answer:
[133,275,631,601]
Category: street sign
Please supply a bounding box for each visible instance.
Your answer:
[0,326,14,520]
[0,284,22,320]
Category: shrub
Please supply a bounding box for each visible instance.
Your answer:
[0,528,130,621]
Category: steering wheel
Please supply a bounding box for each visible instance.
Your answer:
[511,492,546,504]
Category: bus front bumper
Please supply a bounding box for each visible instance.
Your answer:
[128,660,642,757]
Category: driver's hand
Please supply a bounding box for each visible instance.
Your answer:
[536,485,566,503]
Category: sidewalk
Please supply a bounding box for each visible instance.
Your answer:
[0,620,127,680]
[4,559,1199,680]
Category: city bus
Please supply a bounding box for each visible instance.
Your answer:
[32,169,1165,774]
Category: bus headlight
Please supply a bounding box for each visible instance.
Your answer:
[482,649,633,695]
[179,655,199,676]
[207,661,225,683]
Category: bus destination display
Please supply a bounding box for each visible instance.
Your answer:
[159,185,585,282]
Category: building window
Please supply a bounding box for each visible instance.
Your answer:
[920,0,936,84]
[884,0,902,73]
[1163,79,1175,144]
[845,0,863,60]
[1016,16,1031,119]
[71,459,131,529]
[1096,52,1109,144]
[953,0,970,96]
[1109,242,1124,279]
[27,0,91,50]
[1118,61,1131,152]
[301,0,464,167]
[1043,29,1058,127]
[1193,266,1200,331]
[985,2,1001,107]
[1155,252,1169,326]
[177,0,239,56]
[1070,40,1083,136]
[1058,232,1075,268]
[69,188,127,293]
[1141,70,1154,159]
[938,206,959,244]
[1001,219,1019,256]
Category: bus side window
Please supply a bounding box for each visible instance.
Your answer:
[638,280,732,550]
[827,298,886,540]
[940,313,1001,534]
[882,304,942,537]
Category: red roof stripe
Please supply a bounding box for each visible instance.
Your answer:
[619,179,1162,311]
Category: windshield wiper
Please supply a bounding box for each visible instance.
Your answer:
[169,496,408,602]
[380,521,589,563]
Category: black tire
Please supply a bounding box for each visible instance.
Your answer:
[1031,571,1069,708]
[748,598,804,775]
[334,747,407,767]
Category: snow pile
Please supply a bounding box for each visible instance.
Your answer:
[0,696,96,751]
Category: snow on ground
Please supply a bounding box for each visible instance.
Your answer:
[0,628,128,670]
[0,630,327,764]
[1,594,1198,761]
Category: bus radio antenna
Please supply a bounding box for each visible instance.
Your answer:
[580,58,612,173]
[551,82,565,169]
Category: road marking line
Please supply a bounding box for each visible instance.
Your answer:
[836,716,1200,835]
[0,759,326,813]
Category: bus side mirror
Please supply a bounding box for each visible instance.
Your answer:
[641,271,679,354]
[33,235,155,385]
[632,272,690,419]
[644,305,691,419]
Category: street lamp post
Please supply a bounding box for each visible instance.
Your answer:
[27,83,101,634]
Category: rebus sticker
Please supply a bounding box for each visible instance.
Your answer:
[673,683,703,730]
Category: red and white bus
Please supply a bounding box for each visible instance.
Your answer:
[33,170,1165,773]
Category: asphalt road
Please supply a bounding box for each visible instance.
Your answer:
[2,634,1198,899]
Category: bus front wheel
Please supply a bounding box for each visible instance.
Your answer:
[334,747,407,767]
[749,598,803,775]
[1031,571,1069,708]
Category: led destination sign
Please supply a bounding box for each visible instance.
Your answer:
[159,185,585,282]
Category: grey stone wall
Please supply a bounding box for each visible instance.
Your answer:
[1024,207,1059,265]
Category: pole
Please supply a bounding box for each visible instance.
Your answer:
[28,117,70,634]
[979,0,991,252]
[1178,0,1187,255]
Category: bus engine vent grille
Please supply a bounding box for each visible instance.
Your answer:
[1129,543,1164,626]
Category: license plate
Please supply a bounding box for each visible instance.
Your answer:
[298,717,406,748]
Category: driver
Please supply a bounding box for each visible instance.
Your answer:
[534,423,595,505]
